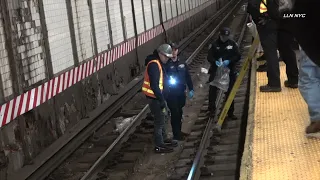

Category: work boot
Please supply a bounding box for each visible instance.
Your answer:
[306,122,320,138]
[257,63,267,72]
[181,131,189,137]
[260,85,281,92]
[154,145,174,153]
[207,108,215,117]
[174,132,189,141]
[228,114,238,120]
[284,80,298,88]
[164,139,178,147]
[256,54,265,61]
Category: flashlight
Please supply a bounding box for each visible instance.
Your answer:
[169,76,177,85]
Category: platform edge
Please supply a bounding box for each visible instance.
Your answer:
[239,55,257,180]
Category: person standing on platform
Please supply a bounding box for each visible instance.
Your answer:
[165,42,194,141]
[142,44,178,153]
[207,27,241,118]
[298,49,320,138]
[247,0,299,91]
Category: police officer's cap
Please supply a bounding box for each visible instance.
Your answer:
[157,44,173,58]
[169,42,179,49]
[220,27,231,36]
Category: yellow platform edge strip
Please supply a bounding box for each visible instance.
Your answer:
[239,55,257,180]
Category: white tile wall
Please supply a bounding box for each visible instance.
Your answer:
[71,0,94,62]
[171,0,177,17]
[108,0,124,45]
[0,13,13,97]
[122,0,135,39]
[143,0,153,30]
[133,0,145,34]
[151,0,160,25]
[43,0,74,74]
[181,0,185,13]
[165,0,172,19]
[6,0,47,87]
[185,0,190,11]
[177,0,182,15]
[160,0,167,21]
[92,0,110,52]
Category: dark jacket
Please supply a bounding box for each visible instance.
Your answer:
[247,0,281,24]
[207,37,241,75]
[144,50,168,103]
[165,57,193,95]
[248,0,320,67]
[284,0,320,67]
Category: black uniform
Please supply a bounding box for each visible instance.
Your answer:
[282,0,320,67]
[165,57,193,140]
[247,0,299,91]
[207,36,241,116]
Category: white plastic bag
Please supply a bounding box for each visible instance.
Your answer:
[247,21,257,37]
[210,66,230,92]
[114,116,135,133]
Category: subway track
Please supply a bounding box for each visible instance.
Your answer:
[169,5,250,180]
[40,1,247,180]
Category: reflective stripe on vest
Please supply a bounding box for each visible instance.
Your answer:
[142,60,163,98]
[260,0,267,13]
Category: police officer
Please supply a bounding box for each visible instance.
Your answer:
[247,0,299,92]
[165,42,194,141]
[142,44,178,153]
[207,27,241,118]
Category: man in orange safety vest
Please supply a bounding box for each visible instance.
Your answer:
[142,44,178,153]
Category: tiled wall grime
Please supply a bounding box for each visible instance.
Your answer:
[0,0,219,128]
[92,0,111,53]
[143,0,154,30]
[108,0,124,45]
[0,12,13,98]
[71,0,95,62]
[43,0,74,74]
[151,0,160,26]
[7,0,47,89]
[121,0,135,39]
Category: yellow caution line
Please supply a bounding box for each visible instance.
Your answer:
[216,33,260,129]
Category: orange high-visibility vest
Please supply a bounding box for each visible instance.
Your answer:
[260,0,267,13]
[142,60,163,98]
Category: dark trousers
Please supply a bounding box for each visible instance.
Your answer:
[277,29,299,84]
[257,21,299,87]
[166,92,186,140]
[148,99,168,147]
[208,72,236,115]
[257,22,280,87]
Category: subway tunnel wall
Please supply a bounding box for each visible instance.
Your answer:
[0,0,229,175]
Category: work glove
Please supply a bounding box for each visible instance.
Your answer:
[160,100,170,116]
[258,16,268,26]
[215,61,223,67]
[188,90,194,99]
[223,60,230,67]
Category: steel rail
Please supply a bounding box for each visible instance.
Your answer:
[186,5,249,180]
[178,0,235,53]
[15,2,239,180]
[80,1,241,179]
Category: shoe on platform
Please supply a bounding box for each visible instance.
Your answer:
[284,80,298,89]
[257,64,267,72]
[228,114,238,120]
[260,85,281,92]
[306,122,320,138]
